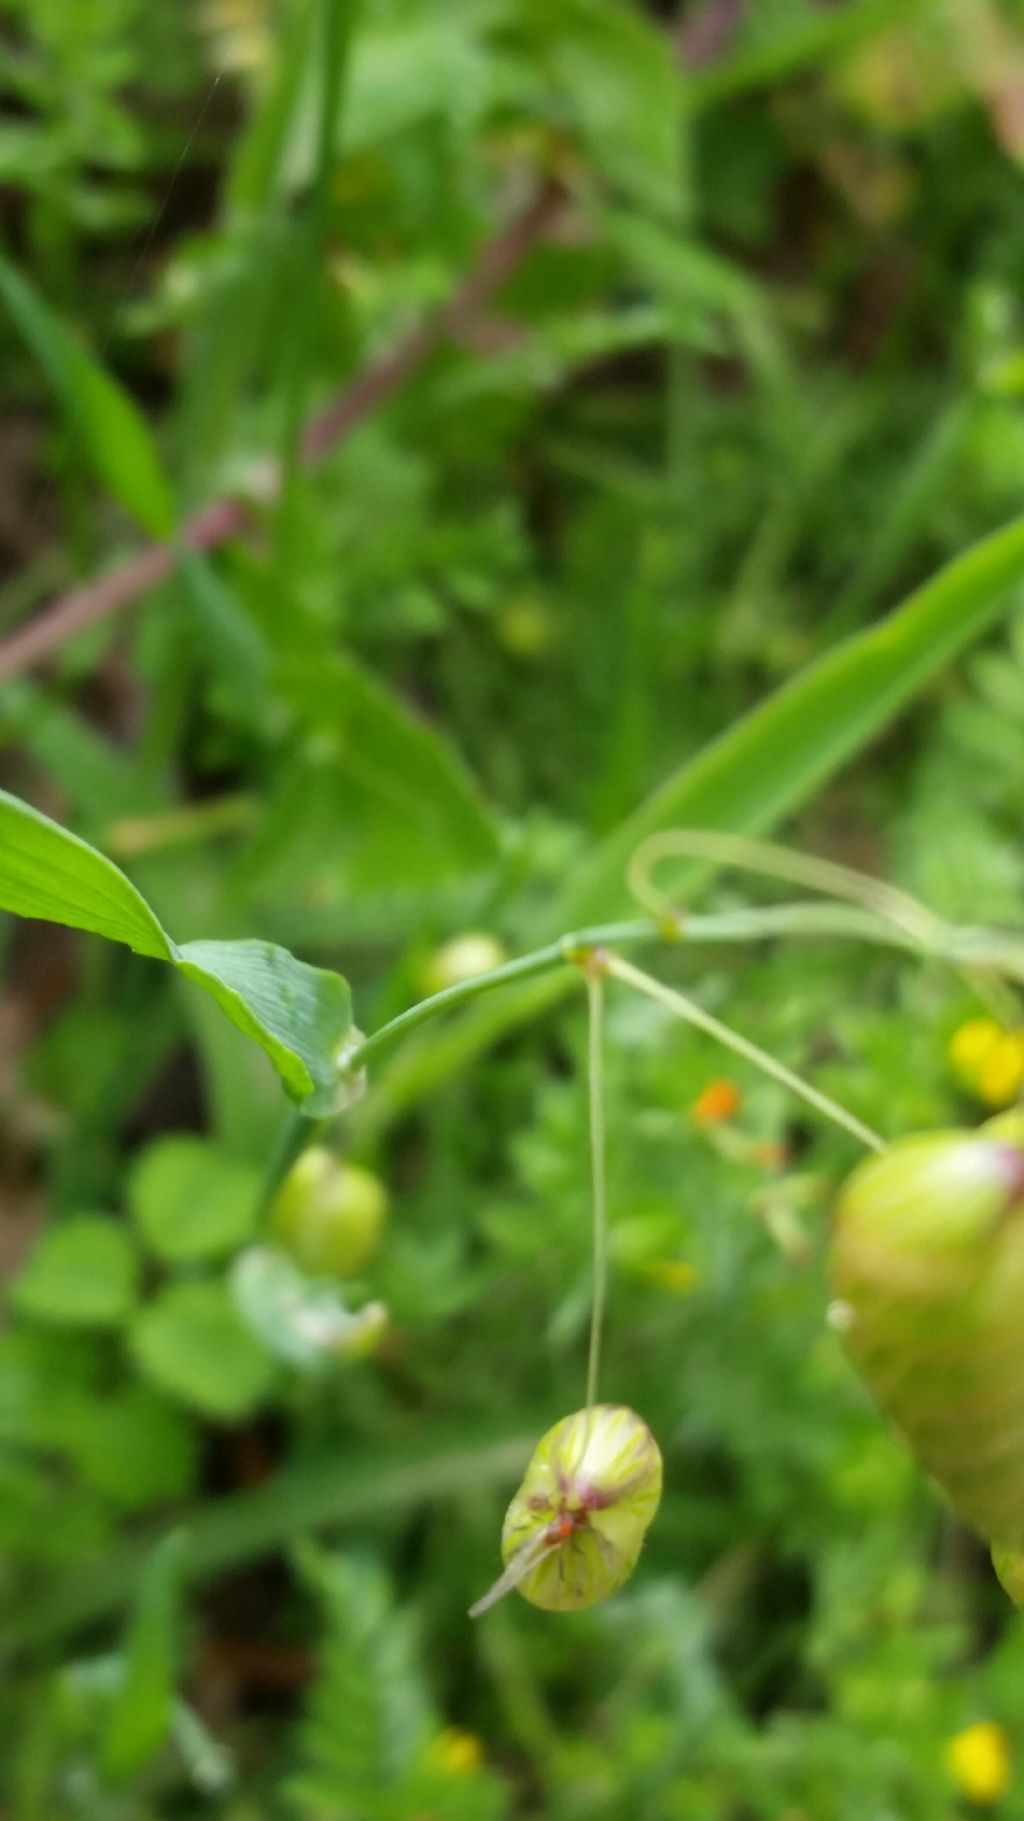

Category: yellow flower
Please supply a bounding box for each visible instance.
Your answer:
[979,1036,1024,1108]
[948,1019,1024,1107]
[950,1018,1003,1072]
[428,1728,485,1777]
[947,1721,1011,1805]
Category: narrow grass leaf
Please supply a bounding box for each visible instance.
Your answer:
[0,251,175,537]
[559,509,1024,926]
[0,1424,538,1659]
[362,510,1024,1131]
[101,1532,186,1780]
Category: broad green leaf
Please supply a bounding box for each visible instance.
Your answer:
[0,789,352,1112]
[0,787,173,958]
[361,510,1024,1132]
[102,1532,185,1781]
[11,1216,139,1329]
[132,1280,277,1422]
[175,940,353,1113]
[0,252,175,537]
[128,1137,261,1264]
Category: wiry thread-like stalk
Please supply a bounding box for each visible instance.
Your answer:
[343,904,1024,1087]
[605,953,885,1155]
[585,964,609,1415]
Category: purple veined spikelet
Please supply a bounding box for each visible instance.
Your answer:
[470,1405,662,1618]
[831,1110,1024,1555]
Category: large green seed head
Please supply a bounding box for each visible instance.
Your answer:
[831,1115,1024,1548]
[500,1405,663,1612]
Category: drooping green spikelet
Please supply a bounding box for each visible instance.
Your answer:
[831,1112,1024,1551]
[472,1405,662,1617]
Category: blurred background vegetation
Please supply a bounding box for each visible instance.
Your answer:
[7,0,1024,1815]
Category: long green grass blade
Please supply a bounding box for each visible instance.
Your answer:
[0,252,175,537]
[0,1425,535,1661]
[361,510,1024,1131]
[558,510,1024,927]
[101,1533,185,1780]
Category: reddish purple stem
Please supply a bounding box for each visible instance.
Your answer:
[0,182,564,684]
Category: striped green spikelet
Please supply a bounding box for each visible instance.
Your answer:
[831,1110,1024,1554]
[470,1405,662,1617]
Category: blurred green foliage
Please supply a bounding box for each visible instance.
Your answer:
[6,0,1024,1815]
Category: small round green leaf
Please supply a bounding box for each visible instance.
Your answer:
[12,1216,139,1328]
[131,1280,276,1422]
[128,1136,260,1263]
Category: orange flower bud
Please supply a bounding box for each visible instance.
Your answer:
[691,1079,742,1125]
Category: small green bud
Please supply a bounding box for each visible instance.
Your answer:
[269,1149,387,1279]
[470,1405,662,1617]
[831,1116,1024,1549]
[422,933,506,996]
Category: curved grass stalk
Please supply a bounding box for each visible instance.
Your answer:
[627,827,1020,1028]
[628,828,949,949]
